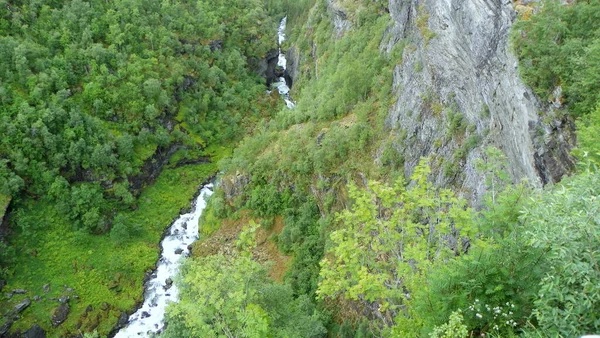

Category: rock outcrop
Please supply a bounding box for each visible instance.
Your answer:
[51,303,70,328]
[380,0,574,201]
[286,0,575,203]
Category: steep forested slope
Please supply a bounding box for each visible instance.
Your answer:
[167,0,600,337]
[0,0,273,232]
[2,0,600,336]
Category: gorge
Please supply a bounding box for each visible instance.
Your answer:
[2,0,600,337]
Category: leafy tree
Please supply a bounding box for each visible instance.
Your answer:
[317,159,475,329]
[163,253,327,338]
[512,0,600,116]
[522,170,600,336]
[573,102,600,167]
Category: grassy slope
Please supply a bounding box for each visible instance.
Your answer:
[1,145,231,336]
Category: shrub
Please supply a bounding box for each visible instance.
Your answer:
[522,170,600,336]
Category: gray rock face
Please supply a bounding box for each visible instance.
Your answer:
[327,0,352,37]
[381,0,574,202]
[286,46,301,86]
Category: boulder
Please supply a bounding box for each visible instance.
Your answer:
[51,303,70,328]
[12,289,27,294]
[164,278,173,290]
[15,298,31,313]
[24,324,46,338]
[117,311,129,328]
[0,319,12,336]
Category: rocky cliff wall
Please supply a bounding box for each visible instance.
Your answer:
[381,0,574,201]
[285,0,575,203]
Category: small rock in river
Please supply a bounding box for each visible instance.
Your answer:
[164,278,173,290]
[174,248,183,255]
[141,311,150,319]
[182,222,187,230]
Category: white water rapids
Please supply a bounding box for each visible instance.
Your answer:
[114,16,291,338]
[114,184,214,337]
[271,17,296,108]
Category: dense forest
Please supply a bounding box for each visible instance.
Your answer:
[1,0,600,337]
[0,0,280,335]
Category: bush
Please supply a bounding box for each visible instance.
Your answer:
[512,0,600,116]
[522,170,600,336]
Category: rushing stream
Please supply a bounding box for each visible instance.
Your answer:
[114,184,214,337]
[271,17,295,108]
[115,16,291,338]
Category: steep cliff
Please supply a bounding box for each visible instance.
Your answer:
[288,0,575,202]
[382,0,574,199]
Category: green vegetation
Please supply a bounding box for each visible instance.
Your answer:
[512,0,600,116]
[0,194,9,221]
[163,253,327,337]
[0,0,276,236]
[3,0,600,336]
[0,0,279,335]
[318,160,474,330]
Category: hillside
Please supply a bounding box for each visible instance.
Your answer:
[167,0,600,337]
[2,0,600,337]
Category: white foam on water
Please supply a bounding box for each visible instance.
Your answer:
[114,184,214,337]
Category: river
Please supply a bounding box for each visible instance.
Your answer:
[114,16,291,337]
[113,184,214,337]
[271,17,295,108]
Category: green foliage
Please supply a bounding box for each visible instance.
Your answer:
[522,170,600,336]
[406,235,545,337]
[429,311,468,338]
[0,0,276,231]
[416,4,436,44]
[317,159,475,329]
[511,0,600,116]
[109,214,140,245]
[573,102,600,166]
[236,220,260,255]
[163,253,327,338]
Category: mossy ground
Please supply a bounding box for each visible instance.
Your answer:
[0,145,231,337]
